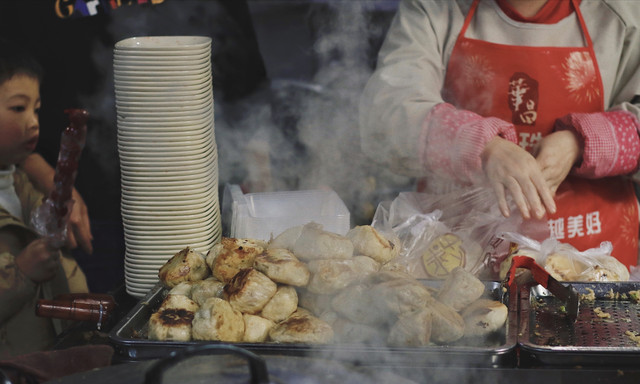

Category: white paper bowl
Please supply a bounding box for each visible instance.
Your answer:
[121,185,217,200]
[118,140,214,155]
[116,104,213,120]
[114,81,211,94]
[123,238,215,252]
[117,116,213,130]
[113,61,210,71]
[125,239,217,253]
[119,174,217,188]
[114,74,211,87]
[124,257,168,266]
[124,278,160,288]
[124,231,216,245]
[113,68,210,78]
[125,275,160,283]
[114,81,210,93]
[121,201,216,216]
[121,212,217,227]
[115,103,213,115]
[117,124,213,137]
[122,226,217,240]
[116,109,212,123]
[124,213,220,228]
[114,95,212,109]
[114,85,210,97]
[121,210,217,225]
[116,137,213,152]
[114,50,210,61]
[119,173,217,188]
[119,176,217,191]
[115,92,211,105]
[117,140,212,156]
[125,240,218,255]
[119,155,216,171]
[114,48,210,57]
[115,36,211,50]
[125,287,154,298]
[120,198,216,213]
[119,175,217,191]
[113,56,210,67]
[113,72,211,86]
[118,130,214,140]
[123,221,217,237]
[121,189,216,205]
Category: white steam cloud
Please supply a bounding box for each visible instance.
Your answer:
[79,1,411,226]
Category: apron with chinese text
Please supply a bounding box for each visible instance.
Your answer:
[441,0,638,267]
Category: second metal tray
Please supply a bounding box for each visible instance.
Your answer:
[519,282,640,366]
[109,281,518,368]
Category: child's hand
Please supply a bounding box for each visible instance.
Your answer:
[66,188,93,254]
[15,238,60,283]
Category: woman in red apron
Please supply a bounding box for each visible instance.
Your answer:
[435,0,639,266]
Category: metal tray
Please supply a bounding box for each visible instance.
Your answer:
[519,282,640,367]
[109,281,518,368]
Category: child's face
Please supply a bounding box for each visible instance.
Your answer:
[0,74,40,169]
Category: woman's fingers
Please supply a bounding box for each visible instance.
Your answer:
[482,137,554,219]
[532,171,557,215]
[491,181,511,218]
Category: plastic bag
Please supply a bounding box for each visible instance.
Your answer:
[498,232,630,282]
[371,187,543,279]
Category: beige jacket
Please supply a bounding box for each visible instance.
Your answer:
[0,168,88,358]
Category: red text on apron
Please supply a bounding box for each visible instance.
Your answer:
[442,0,638,267]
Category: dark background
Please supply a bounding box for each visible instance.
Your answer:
[0,0,402,293]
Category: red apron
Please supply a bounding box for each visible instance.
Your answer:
[441,0,638,267]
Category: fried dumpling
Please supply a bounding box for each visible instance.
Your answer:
[268,308,334,344]
[260,285,298,323]
[224,268,278,314]
[242,314,275,343]
[291,222,353,261]
[191,297,244,342]
[148,307,195,342]
[387,308,433,347]
[347,225,400,264]
[158,247,210,288]
[206,237,265,283]
[460,299,508,338]
[190,277,226,306]
[436,266,485,312]
[253,248,310,287]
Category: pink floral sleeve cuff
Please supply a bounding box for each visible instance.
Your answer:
[554,110,640,178]
[419,103,518,183]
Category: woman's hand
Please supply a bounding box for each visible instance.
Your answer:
[534,130,582,195]
[15,238,60,283]
[481,137,556,219]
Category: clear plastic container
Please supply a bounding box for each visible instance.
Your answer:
[224,185,350,241]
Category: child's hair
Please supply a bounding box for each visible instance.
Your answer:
[0,38,43,85]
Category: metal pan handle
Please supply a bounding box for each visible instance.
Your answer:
[144,344,270,384]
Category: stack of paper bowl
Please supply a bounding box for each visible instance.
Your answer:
[114,36,221,298]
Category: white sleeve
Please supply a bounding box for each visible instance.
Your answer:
[358,0,467,177]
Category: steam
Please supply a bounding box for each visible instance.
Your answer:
[255,2,413,223]
[76,1,411,225]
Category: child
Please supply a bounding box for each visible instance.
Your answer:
[0,39,88,358]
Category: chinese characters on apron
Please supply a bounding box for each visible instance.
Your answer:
[442,0,638,267]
